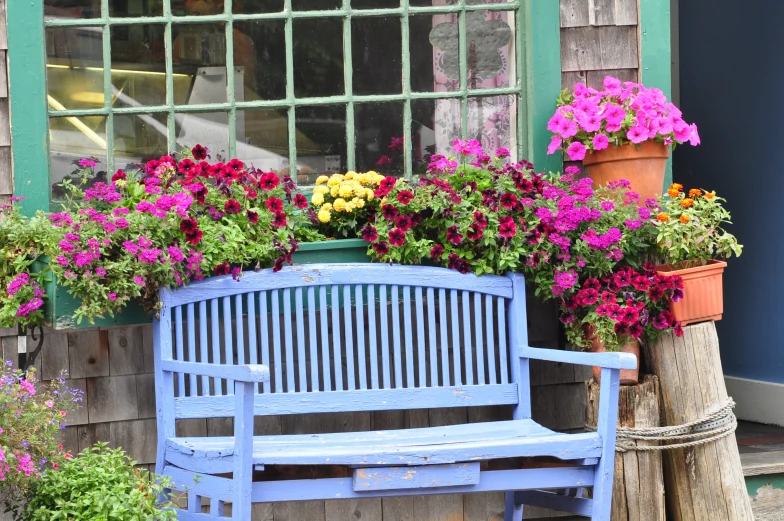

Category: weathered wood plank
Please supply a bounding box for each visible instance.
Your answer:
[591,0,616,26]
[0,0,6,50]
[599,26,639,69]
[554,383,585,431]
[0,147,11,196]
[561,27,603,72]
[613,0,638,26]
[0,98,8,146]
[136,373,156,419]
[41,328,69,381]
[585,68,638,90]
[326,499,383,521]
[77,422,111,453]
[142,324,155,373]
[64,378,89,426]
[109,327,146,375]
[110,418,157,465]
[562,71,588,91]
[741,450,784,477]
[559,0,590,28]
[273,501,326,521]
[86,374,138,423]
[0,53,7,97]
[68,330,110,379]
[1,335,15,366]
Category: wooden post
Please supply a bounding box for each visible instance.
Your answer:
[586,375,666,521]
[646,322,754,520]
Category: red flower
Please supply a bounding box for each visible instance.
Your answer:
[466,223,483,241]
[389,228,406,246]
[186,229,203,245]
[632,276,651,291]
[381,204,399,221]
[614,322,628,335]
[259,172,280,190]
[244,187,258,200]
[361,225,378,242]
[180,218,199,234]
[388,136,404,151]
[272,212,287,227]
[395,215,412,231]
[446,226,463,245]
[188,183,208,204]
[247,210,259,224]
[601,291,617,305]
[583,278,601,291]
[430,244,444,259]
[559,313,575,325]
[111,170,126,182]
[500,192,518,209]
[294,193,308,209]
[397,190,414,205]
[224,199,241,214]
[373,241,390,255]
[614,271,632,287]
[376,155,392,166]
[265,197,284,213]
[178,158,194,173]
[628,323,643,339]
[273,258,285,272]
[498,216,517,238]
[620,307,639,325]
[375,177,397,197]
[647,286,665,301]
[474,211,488,229]
[578,288,599,306]
[674,322,684,337]
[214,263,230,275]
[192,144,208,160]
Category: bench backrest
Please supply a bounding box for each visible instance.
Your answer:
[153,264,531,423]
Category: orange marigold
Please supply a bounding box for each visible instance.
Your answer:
[705,191,716,200]
[680,214,691,224]
[689,188,703,198]
[667,188,680,198]
[680,198,694,208]
[670,183,684,192]
[657,212,670,222]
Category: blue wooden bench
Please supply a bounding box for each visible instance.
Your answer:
[153,263,634,520]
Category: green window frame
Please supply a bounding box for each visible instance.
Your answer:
[7,0,564,215]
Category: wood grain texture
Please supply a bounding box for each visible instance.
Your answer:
[0,0,6,50]
[0,52,7,98]
[741,450,784,477]
[68,330,110,379]
[86,374,138,423]
[41,328,69,381]
[647,323,754,521]
[587,375,665,521]
[561,26,639,72]
[136,373,156,419]
[0,98,8,146]
[109,327,146,375]
[559,0,589,28]
[613,0,638,25]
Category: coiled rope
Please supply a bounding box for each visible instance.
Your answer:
[586,398,737,453]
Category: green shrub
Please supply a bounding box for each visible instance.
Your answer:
[21,443,178,521]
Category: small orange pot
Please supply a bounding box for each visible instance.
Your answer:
[583,141,669,200]
[655,260,727,326]
[586,327,640,386]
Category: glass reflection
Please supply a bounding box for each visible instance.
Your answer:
[294,106,346,184]
[49,116,107,205]
[352,17,401,96]
[237,109,289,174]
[410,99,459,174]
[46,27,104,111]
[45,0,100,20]
[355,102,403,175]
[110,24,168,107]
[467,95,515,157]
[114,113,169,169]
[293,19,344,98]
[175,111,230,159]
[234,20,286,101]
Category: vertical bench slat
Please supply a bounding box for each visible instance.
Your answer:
[507,274,531,419]
[415,287,426,387]
[235,294,245,367]
[259,291,270,394]
[355,285,368,390]
[474,292,485,385]
[462,291,474,385]
[485,295,497,384]
[379,285,391,389]
[450,290,462,386]
[222,296,234,394]
[247,293,258,393]
[295,288,307,392]
[283,288,295,393]
[367,285,380,390]
[343,285,356,390]
[187,492,201,513]
[498,297,509,384]
[331,285,344,391]
[307,287,320,392]
[187,303,197,395]
[210,299,222,395]
[198,301,209,395]
[210,499,225,516]
[319,286,332,391]
[271,290,283,393]
[402,286,414,388]
[391,285,403,388]
[439,288,449,386]
[174,305,185,397]
[427,288,438,387]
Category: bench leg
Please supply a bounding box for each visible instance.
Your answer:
[233,381,255,520]
[591,367,621,521]
[504,491,524,521]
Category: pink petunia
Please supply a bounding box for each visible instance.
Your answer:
[592,134,609,151]
[547,135,562,155]
[566,141,587,161]
[689,124,701,146]
[626,126,649,144]
[603,104,627,126]
[557,118,578,139]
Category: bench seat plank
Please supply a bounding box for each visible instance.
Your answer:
[165,419,603,473]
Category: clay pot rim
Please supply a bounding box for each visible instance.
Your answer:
[655,259,728,276]
[583,141,670,166]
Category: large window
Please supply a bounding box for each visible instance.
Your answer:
[9,0,561,211]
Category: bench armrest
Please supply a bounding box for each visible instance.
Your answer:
[518,346,637,370]
[160,361,271,383]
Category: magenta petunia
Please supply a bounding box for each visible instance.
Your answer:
[547,135,562,155]
[389,228,406,246]
[626,126,649,144]
[592,133,609,151]
[566,141,587,161]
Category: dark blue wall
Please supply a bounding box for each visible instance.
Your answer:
[677,2,784,382]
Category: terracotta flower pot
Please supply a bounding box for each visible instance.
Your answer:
[655,260,727,326]
[586,327,640,386]
[583,141,669,200]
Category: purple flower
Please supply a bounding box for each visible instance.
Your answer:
[167,246,185,263]
[137,248,162,264]
[600,200,616,212]
[122,241,139,255]
[55,256,70,267]
[95,267,107,277]
[671,288,684,302]
[133,276,146,287]
[638,207,652,220]
[74,252,93,268]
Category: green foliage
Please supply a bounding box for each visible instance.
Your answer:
[20,443,177,521]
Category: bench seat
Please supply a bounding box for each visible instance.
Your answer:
[165,419,603,473]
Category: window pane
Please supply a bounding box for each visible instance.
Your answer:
[110,24,168,107]
[293,0,340,12]
[49,116,107,204]
[171,23,231,105]
[352,17,401,95]
[45,0,100,19]
[110,0,162,17]
[294,105,346,185]
[293,19,344,98]
[171,0,225,15]
[411,14,459,93]
[467,95,516,157]
[351,0,398,10]
[465,10,515,89]
[175,112,231,159]
[411,0,511,7]
[234,20,287,101]
[411,99,459,173]
[236,0,284,13]
[237,109,289,173]
[46,27,105,111]
[355,102,403,175]
[114,113,169,169]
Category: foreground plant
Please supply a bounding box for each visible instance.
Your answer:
[21,443,178,521]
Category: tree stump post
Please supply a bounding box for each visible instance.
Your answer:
[646,322,754,520]
[587,375,666,521]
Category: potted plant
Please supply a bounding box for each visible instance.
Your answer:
[652,184,743,325]
[559,265,684,385]
[547,76,701,200]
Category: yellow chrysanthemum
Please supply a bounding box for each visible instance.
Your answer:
[333,198,347,212]
[322,202,332,211]
[366,188,375,201]
[344,171,356,180]
[345,201,356,212]
[311,193,325,206]
[317,209,331,223]
[313,185,329,195]
[352,197,365,209]
[330,185,340,197]
[339,184,354,198]
[315,175,329,185]
[327,175,342,187]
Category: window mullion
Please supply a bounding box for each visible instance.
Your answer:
[225,0,237,158]
[284,0,297,173]
[101,0,113,173]
[458,0,468,140]
[401,1,411,179]
[343,2,355,172]
[164,0,176,153]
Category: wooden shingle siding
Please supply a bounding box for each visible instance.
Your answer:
[0,0,9,198]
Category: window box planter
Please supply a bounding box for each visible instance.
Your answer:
[43,238,371,330]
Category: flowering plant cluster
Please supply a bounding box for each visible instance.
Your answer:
[0,364,82,511]
[311,171,385,238]
[653,183,743,266]
[547,76,701,161]
[561,264,685,351]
